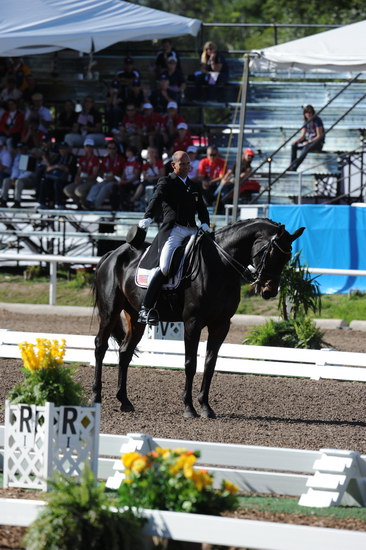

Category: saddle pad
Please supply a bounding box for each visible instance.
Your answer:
[135,235,196,290]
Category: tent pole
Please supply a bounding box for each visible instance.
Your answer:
[232,54,249,222]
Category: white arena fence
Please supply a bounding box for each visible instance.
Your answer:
[1,252,366,305]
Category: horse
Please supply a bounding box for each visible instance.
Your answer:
[92,218,305,418]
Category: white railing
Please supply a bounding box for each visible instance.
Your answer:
[1,252,366,305]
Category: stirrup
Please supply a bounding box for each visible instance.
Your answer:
[137,307,159,326]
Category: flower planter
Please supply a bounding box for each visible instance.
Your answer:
[3,400,100,490]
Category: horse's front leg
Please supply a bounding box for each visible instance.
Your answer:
[93,318,122,404]
[116,318,145,412]
[183,320,202,418]
[198,319,231,418]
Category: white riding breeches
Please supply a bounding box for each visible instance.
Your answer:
[159,224,197,276]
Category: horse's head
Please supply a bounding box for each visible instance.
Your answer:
[250,224,305,300]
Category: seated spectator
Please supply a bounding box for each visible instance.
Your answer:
[110,145,142,211]
[169,122,193,156]
[0,99,25,149]
[194,41,229,86]
[162,101,186,150]
[84,139,125,210]
[130,146,165,208]
[0,138,13,191]
[115,103,143,151]
[31,134,59,201]
[198,145,227,206]
[63,138,100,208]
[125,79,147,110]
[0,142,35,208]
[166,57,186,104]
[64,96,105,148]
[0,76,23,106]
[187,145,200,182]
[38,142,78,210]
[290,104,325,170]
[20,117,45,149]
[154,38,181,77]
[115,56,142,97]
[218,148,260,206]
[149,74,176,114]
[141,102,164,152]
[25,92,53,135]
[53,99,78,143]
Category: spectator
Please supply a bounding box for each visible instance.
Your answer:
[162,101,186,150]
[187,145,200,182]
[115,103,143,151]
[131,146,165,208]
[141,102,164,152]
[0,76,23,106]
[218,148,260,206]
[154,38,181,77]
[110,145,142,211]
[25,92,53,135]
[125,79,147,110]
[31,134,59,202]
[198,145,227,206]
[290,104,325,170]
[84,139,125,210]
[169,122,193,156]
[0,138,13,196]
[20,117,45,149]
[8,57,34,94]
[64,96,105,148]
[194,41,229,86]
[53,99,78,143]
[38,142,77,210]
[0,99,25,149]
[115,56,142,95]
[63,137,100,208]
[149,74,176,114]
[166,56,186,103]
[0,142,36,208]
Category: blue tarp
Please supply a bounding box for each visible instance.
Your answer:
[268,205,366,294]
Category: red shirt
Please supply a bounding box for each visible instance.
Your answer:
[198,156,226,179]
[79,153,100,175]
[142,159,164,178]
[121,158,142,184]
[100,154,125,177]
[142,112,164,133]
[171,133,194,152]
[0,110,24,136]
[162,113,186,132]
[120,112,143,134]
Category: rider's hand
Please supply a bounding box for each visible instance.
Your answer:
[200,223,211,233]
[138,218,152,230]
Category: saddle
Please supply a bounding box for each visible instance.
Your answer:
[135,234,196,290]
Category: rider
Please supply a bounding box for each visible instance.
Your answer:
[137,150,211,325]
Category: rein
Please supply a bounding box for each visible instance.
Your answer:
[211,232,292,284]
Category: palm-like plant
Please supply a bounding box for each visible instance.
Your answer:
[278,252,322,321]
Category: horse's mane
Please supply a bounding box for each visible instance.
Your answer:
[215,217,282,237]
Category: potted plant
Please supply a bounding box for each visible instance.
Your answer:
[4,338,100,490]
[117,447,239,549]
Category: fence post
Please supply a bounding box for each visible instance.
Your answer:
[49,261,57,305]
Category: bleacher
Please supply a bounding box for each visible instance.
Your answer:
[21,49,366,206]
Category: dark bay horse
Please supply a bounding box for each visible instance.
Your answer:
[92,218,304,418]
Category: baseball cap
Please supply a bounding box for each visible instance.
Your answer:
[167,56,177,63]
[158,73,169,81]
[177,122,188,130]
[244,148,255,157]
[187,145,197,153]
[84,137,95,146]
[143,102,153,109]
[167,101,178,109]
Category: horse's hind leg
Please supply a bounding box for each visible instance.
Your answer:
[198,319,231,418]
[116,312,146,412]
[183,320,202,418]
[93,303,123,403]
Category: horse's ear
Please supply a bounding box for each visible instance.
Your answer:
[290,227,305,242]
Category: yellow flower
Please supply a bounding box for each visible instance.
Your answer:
[191,470,213,491]
[223,480,239,494]
[122,451,143,469]
[18,338,67,371]
[131,457,148,474]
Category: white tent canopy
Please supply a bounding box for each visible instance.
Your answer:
[0,0,201,57]
[251,19,366,72]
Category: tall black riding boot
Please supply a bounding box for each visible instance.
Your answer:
[138,268,167,326]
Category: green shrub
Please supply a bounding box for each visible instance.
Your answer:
[244,317,327,349]
[24,466,144,550]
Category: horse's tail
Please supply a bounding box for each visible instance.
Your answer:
[91,250,116,320]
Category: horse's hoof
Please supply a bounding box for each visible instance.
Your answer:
[183,406,199,418]
[120,402,135,412]
[200,407,216,419]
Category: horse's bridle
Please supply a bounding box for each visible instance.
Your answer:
[210,230,292,285]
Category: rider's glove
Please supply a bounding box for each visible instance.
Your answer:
[200,223,211,233]
[138,218,152,230]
